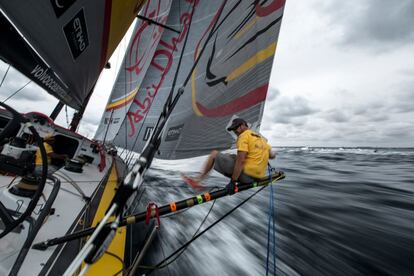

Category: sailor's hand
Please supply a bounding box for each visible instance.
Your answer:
[226,180,238,195]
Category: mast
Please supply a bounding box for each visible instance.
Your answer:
[69,84,95,131]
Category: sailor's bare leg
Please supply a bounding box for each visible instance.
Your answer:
[197,150,218,181]
[181,150,218,188]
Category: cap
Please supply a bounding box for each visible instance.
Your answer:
[227,118,247,131]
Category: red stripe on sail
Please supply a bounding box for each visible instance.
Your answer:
[196,84,268,117]
[100,0,113,70]
[255,0,285,17]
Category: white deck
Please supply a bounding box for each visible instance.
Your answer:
[0,155,113,275]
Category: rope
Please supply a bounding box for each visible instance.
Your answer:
[2,80,31,103]
[142,186,266,273]
[266,164,276,275]
[0,65,10,87]
[150,1,197,140]
[116,1,193,163]
[153,199,217,270]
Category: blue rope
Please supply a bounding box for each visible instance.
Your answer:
[272,179,276,275]
[265,164,276,275]
[266,189,272,275]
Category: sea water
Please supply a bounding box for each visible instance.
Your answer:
[134,147,414,275]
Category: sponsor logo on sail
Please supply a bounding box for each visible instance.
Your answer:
[63,9,89,59]
[50,0,76,17]
[165,124,184,141]
[30,65,68,100]
[143,127,154,141]
[104,117,120,125]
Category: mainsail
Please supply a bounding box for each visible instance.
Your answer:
[97,0,286,159]
[0,0,147,110]
[95,0,173,142]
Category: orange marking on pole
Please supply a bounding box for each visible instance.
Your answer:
[170,202,177,212]
[204,193,211,202]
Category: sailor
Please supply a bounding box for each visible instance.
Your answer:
[34,135,68,175]
[183,118,276,194]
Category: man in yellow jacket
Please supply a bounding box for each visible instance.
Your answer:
[183,118,276,193]
[34,135,68,175]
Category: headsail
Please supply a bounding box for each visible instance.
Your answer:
[99,0,285,159]
[0,0,147,110]
[95,0,173,142]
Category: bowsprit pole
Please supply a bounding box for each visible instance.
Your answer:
[33,171,285,250]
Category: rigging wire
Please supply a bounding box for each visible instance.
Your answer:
[0,65,10,87]
[125,197,217,274]
[141,186,265,273]
[153,199,217,270]
[158,238,173,276]
[1,80,31,103]
[163,0,189,109]
[123,1,193,166]
[265,165,277,275]
[150,0,227,140]
[123,31,128,157]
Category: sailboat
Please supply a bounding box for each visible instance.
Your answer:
[0,0,286,275]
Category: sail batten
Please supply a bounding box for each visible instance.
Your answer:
[96,0,286,159]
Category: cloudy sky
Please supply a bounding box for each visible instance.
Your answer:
[1,0,413,147]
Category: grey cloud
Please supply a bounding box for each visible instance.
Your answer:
[389,102,413,114]
[82,113,101,126]
[266,87,280,102]
[370,114,389,122]
[323,109,349,123]
[275,96,318,117]
[388,81,414,113]
[79,122,97,139]
[352,106,368,116]
[266,95,319,125]
[261,124,272,131]
[321,0,414,49]
[398,68,414,76]
[384,127,412,138]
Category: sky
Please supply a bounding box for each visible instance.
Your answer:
[1,0,413,147]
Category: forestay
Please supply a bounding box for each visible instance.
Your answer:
[97,0,286,159]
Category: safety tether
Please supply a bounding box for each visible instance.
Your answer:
[266,164,277,275]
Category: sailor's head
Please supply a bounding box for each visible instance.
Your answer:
[227,118,248,136]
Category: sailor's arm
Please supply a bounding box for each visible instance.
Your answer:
[269,149,276,159]
[231,151,247,181]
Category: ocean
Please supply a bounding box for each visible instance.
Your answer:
[132,147,414,276]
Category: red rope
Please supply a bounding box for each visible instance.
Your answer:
[145,202,160,227]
